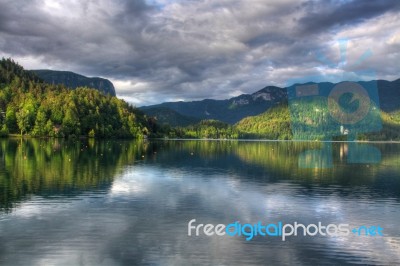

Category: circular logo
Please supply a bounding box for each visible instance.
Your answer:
[328,82,370,124]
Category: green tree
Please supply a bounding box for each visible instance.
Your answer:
[16,109,30,135]
[32,110,47,136]
[5,106,17,132]
[62,104,80,136]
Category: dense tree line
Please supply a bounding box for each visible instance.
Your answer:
[166,119,239,139]
[0,58,154,138]
[234,103,292,140]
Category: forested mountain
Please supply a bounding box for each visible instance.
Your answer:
[159,95,400,140]
[141,86,287,124]
[0,58,153,138]
[32,69,116,96]
[235,104,292,140]
[141,79,400,126]
[142,106,200,127]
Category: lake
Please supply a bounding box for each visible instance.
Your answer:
[0,139,399,265]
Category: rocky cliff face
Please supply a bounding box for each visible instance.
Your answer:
[32,70,116,96]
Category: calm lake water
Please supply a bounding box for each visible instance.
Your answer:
[0,139,399,265]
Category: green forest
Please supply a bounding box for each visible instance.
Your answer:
[0,58,155,138]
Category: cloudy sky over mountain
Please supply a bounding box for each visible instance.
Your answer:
[1,0,399,105]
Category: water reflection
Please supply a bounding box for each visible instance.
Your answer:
[0,139,400,265]
[0,138,148,211]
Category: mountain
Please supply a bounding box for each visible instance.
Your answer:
[142,107,200,127]
[0,58,151,138]
[376,79,400,112]
[141,79,400,126]
[141,86,287,124]
[31,69,116,96]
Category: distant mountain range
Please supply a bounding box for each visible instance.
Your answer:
[142,107,200,127]
[31,69,116,96]
[140,79,400,126]
[141,86,287,125]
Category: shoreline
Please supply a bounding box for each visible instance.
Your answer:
[151,138,400,144]
[3,135,400,143]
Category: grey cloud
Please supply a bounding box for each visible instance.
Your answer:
[0,0,399,105]
[298,0,400,34]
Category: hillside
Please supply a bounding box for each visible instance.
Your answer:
[141,79,400,126]
[32,69,116,96]
[0,58,151,138]
[235,104,292,139]
[141,86,287,124]
[234,103,400,141]
[142,107,200,127]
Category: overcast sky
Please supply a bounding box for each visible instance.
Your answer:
[1,0,399,106]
